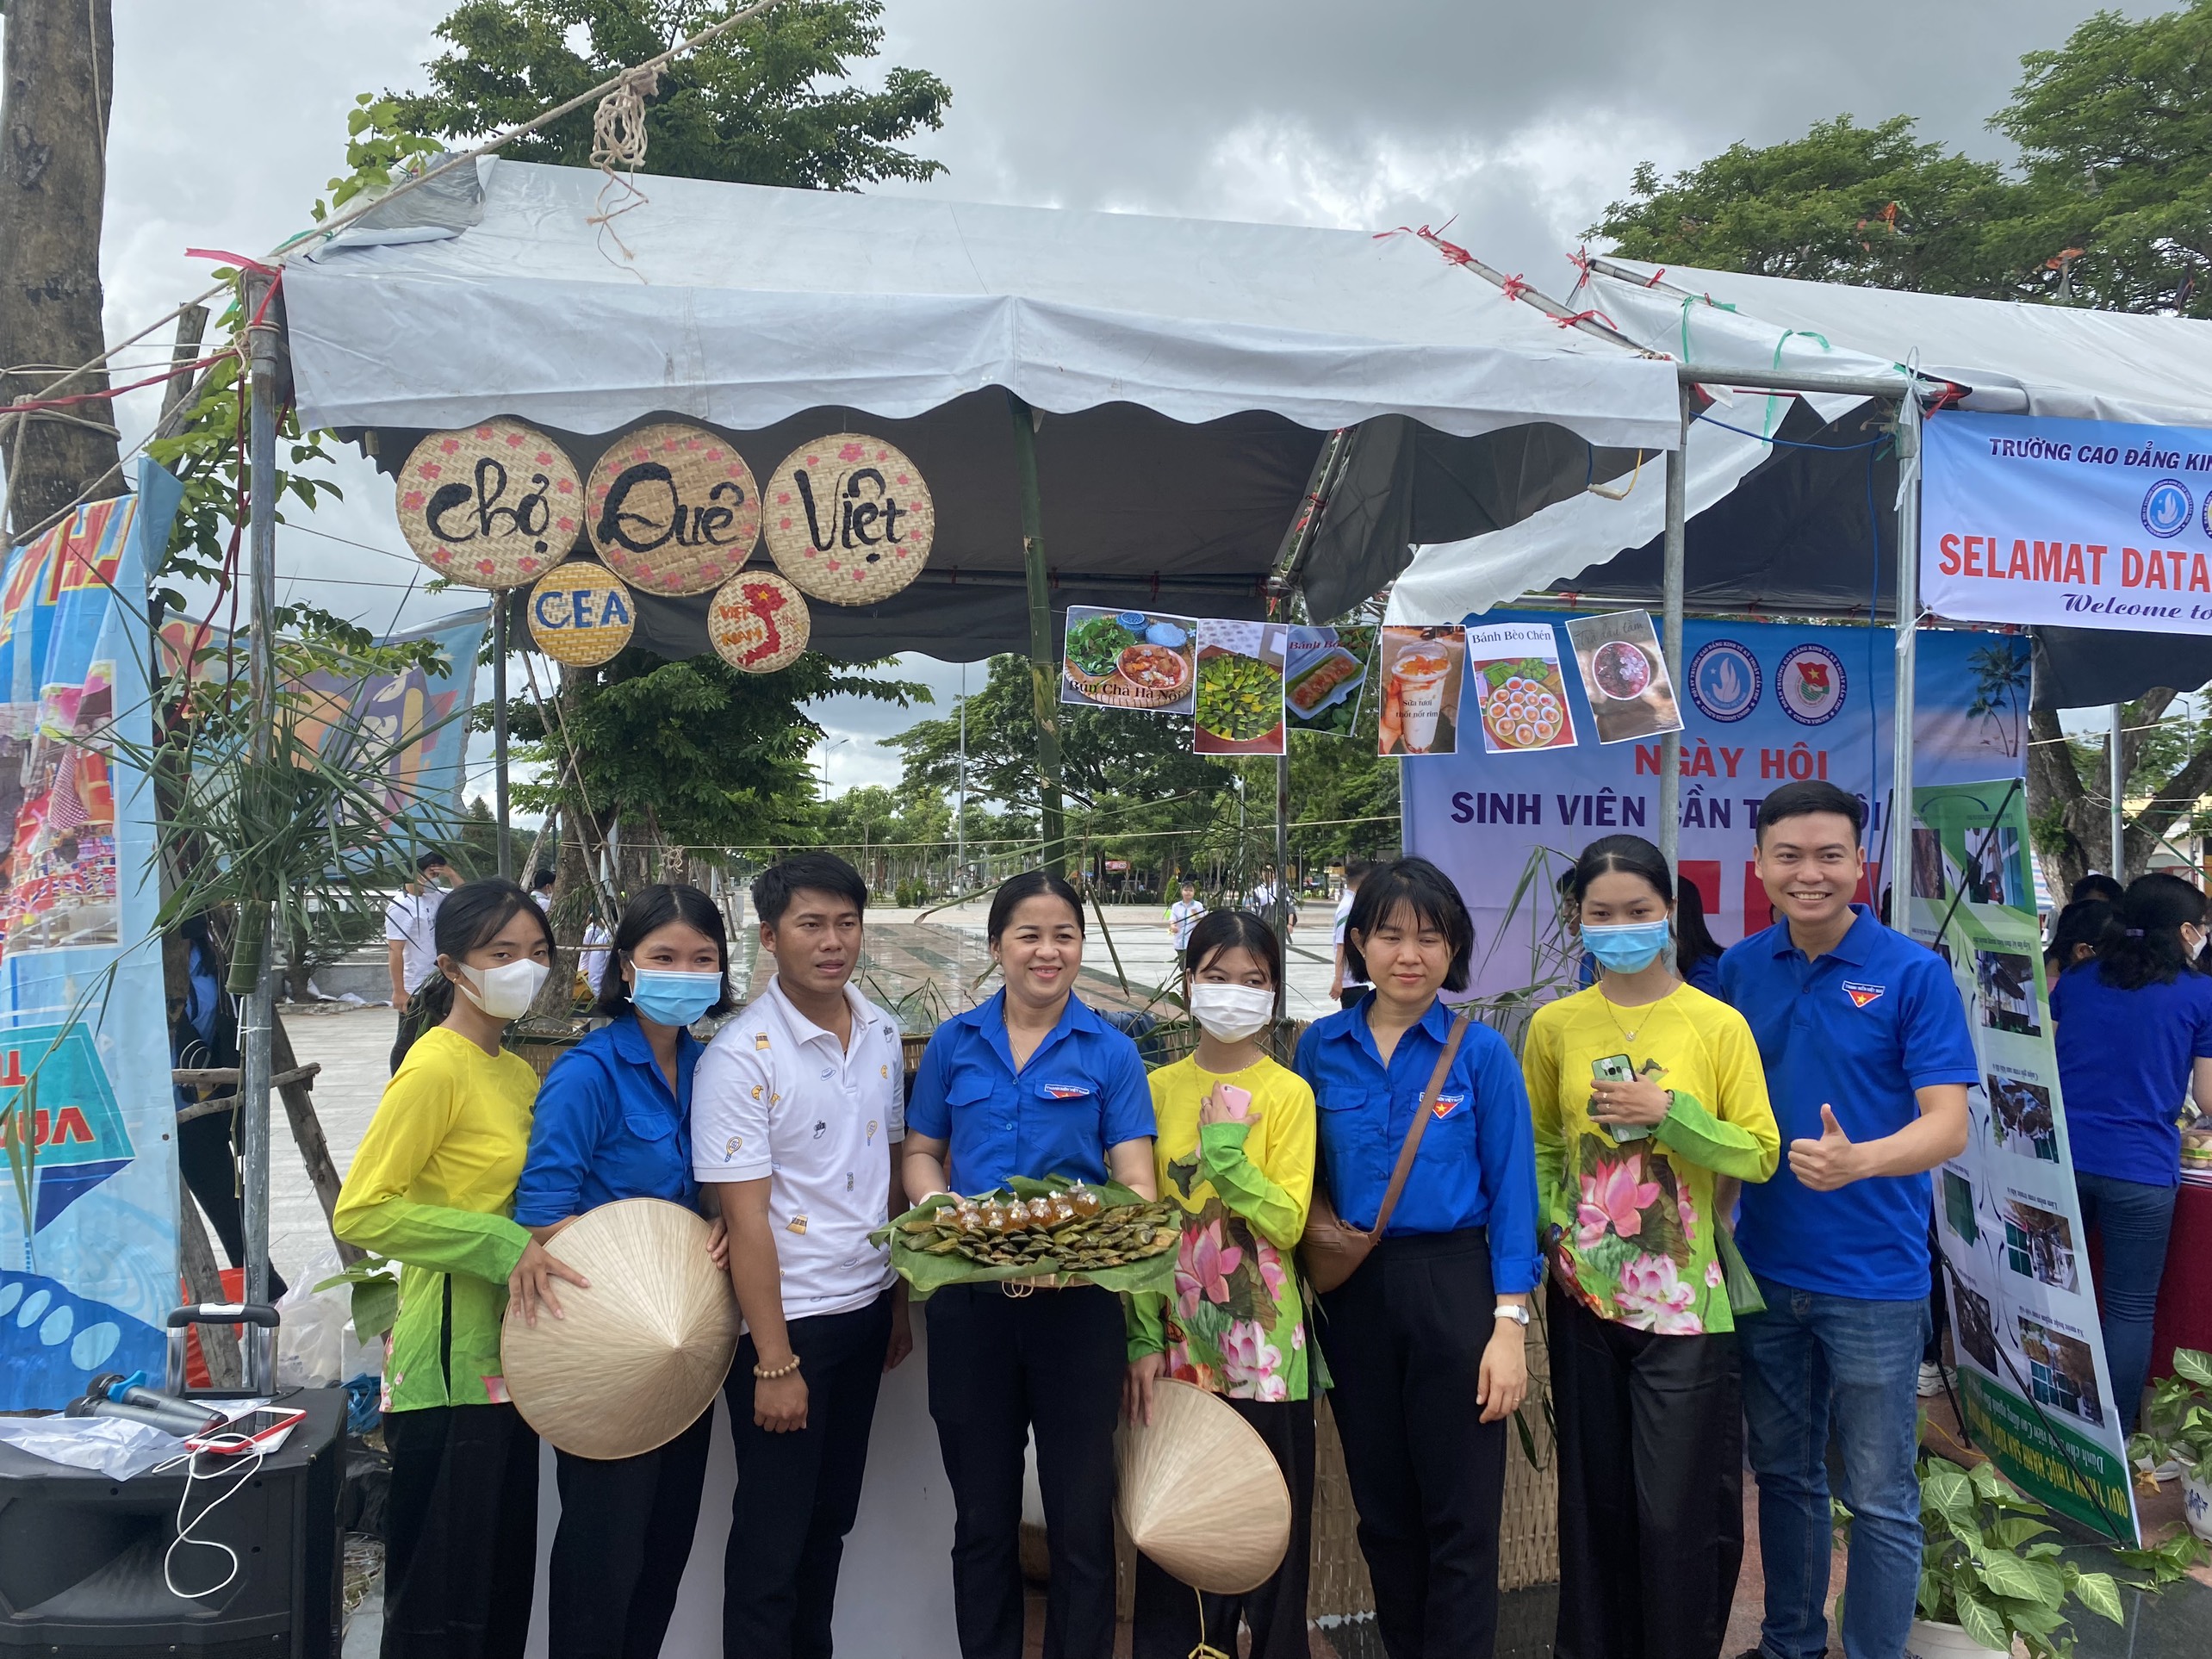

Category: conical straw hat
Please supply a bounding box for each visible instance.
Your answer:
[1115,1378,1291,1594]
[501,1198,738,1459]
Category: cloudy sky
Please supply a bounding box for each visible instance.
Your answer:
[61,0,2153,801]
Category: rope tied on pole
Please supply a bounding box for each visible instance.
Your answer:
[587,64,662,264]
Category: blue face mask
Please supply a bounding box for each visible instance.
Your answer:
[1581,919,1670,974]
[630,967,724,1028]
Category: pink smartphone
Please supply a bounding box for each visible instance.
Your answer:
[1215,1084,1252,1115]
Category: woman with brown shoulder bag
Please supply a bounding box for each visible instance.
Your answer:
[1291,856,1541,1659]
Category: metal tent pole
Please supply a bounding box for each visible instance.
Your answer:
[1657,388,1690,881]
[957,662,967,894]
[1274,752,1291,1022]
[238,270,281,1388]
[493,594,512,877]
[1888,393,1924,915]
[2110,705,2127,877]
[1007,392,1066,875]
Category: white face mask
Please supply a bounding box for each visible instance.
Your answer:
[457,958,549,1021]
[1190,982,1275,1042]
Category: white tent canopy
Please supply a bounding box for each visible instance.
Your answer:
[285,159,1679,448]
[281,160,1681,656]
[1389,258,2212,628]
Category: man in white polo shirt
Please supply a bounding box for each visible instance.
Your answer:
[693,852,910,1659]
[382,848,452,1072]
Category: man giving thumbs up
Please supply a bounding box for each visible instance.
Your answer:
[1718,781,1974,1659]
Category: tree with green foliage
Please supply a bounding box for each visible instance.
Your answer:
[376,0,953,916]
[1593,115,2021,295]
[392,0,949,190]
[1592,1,2212,887]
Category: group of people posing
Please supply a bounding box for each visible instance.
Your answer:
[338,775,2061,1659]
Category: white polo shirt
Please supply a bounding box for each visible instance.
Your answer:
[691,978,905,1322]
[383,889,443,1001]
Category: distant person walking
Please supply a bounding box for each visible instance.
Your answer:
[386,849,455,1073]
[1329,858,1374,1010]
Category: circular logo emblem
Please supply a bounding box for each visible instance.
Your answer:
[2143,477,2193,538]
[527,562,635,667]
[1687,639,1762,723]
[1776,643,1847,726]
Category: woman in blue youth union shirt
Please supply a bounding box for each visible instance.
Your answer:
[1293,856,1540,1659]
[904,870,1159,1659]
[2051,873,2212,1434]
[513,883,735,1659]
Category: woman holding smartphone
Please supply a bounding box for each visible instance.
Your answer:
[1125,910,1315,1659]
[335,878,576,1659]
[903,870,1158,1659]
[513,883,734,1659]
[1292,856,1539,1659]
[1520,835,1778,1659]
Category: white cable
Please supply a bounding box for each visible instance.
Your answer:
[156,1435,267,1600]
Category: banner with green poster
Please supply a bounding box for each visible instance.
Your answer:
[1906,779,2141,1540]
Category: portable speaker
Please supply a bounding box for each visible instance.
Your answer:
[0,1385,345,1655]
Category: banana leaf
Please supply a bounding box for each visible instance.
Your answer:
[871,1177,1179,1301]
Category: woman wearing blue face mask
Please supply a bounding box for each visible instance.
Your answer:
[1519,836,1779,1659]
[514,881,735,1659]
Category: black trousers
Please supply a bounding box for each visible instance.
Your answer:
[548,1405,713,1659]
[174,1106,284,1297]
[725,1290,894,1659]
[1548,1285,1743,1659]
[1131,1394,1315,1659]
[926,1281,1125,1659]
[381,1402,539,1659]
[1316,1228,1507,1659]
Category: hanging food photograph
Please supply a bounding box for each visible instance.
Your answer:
[1376,624,1470,757]
[1283,623,1376,738]
[1192,618,1288,756]
[1059,606,1199,716]
[1564,608,1684,745]
[1461,620,1577,756]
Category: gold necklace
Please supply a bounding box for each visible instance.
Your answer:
[1599,982,1674,1045]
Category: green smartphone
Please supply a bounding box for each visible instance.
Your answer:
[1592,1053,1649,1142]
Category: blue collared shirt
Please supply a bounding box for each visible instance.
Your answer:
[1292,996,1543,1293]
[1719,904,1978,1300]
[514,1012,703,1225]
[906,991,1156,1190]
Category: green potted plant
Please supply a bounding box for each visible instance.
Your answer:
[2128,1345,2212,1542]
[1838,1454,2125,1656]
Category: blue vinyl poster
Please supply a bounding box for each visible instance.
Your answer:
[1401,612,2029,1004]
[0,463,185,1407]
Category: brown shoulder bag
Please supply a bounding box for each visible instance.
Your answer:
[1300,1006,1472,1294]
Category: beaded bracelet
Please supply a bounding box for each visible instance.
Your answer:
[753,1352,802,1381]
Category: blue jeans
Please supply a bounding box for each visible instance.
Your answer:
[2076,1170,2179,1435]
[1738,1278,1929,1659]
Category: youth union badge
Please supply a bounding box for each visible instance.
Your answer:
[1776,643,1847,727]
[2143,477,2193,538]
[1687,640,1761,723]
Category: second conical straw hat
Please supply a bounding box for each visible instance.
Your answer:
[1115,1377,1291,1594]
[501,1198,739,1459]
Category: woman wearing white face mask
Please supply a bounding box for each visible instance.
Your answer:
[513,883,735,1659]
[1124,910,1316,1659]
[336,877,575,1659]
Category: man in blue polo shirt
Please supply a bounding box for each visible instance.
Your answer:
[1720,781,1975,1659]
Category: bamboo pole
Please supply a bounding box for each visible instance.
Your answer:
[1008,392,1066,874]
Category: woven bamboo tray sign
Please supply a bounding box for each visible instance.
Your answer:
[764,434,935,604]
[707,570,810,673]
[395,419,583,588]
[585,423,763,596]
[528,562,636,667]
